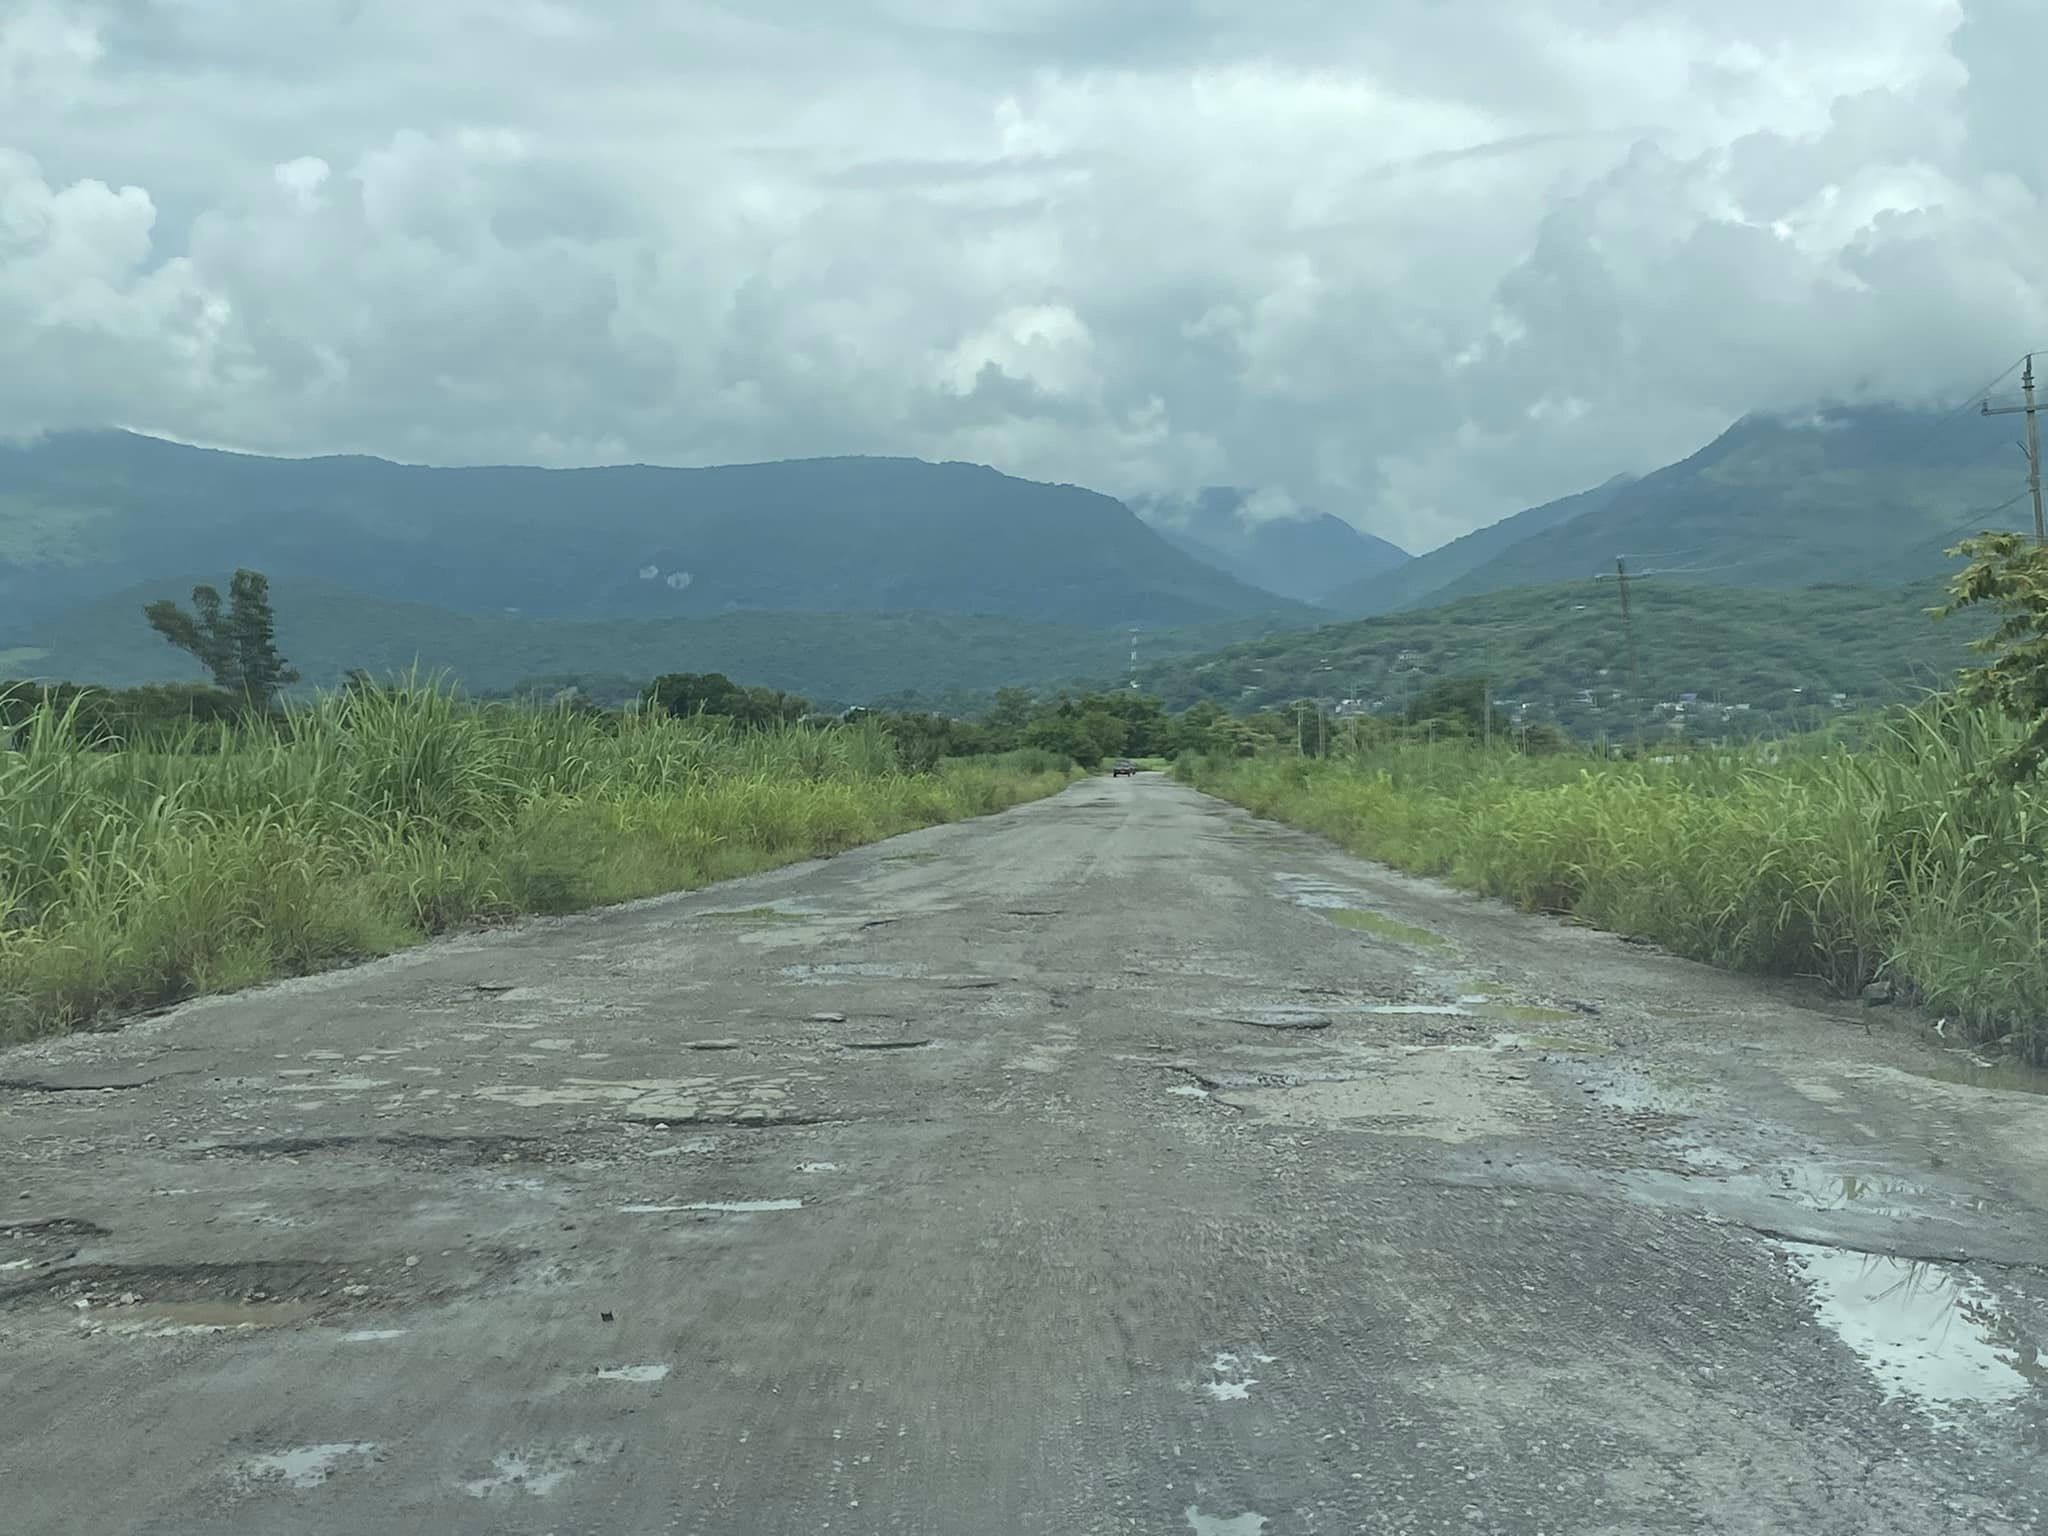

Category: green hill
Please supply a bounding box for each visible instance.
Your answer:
[1131,487,1409,604]
[0,431,1303,634]
[9,579,1296,711]
[1141,578,1990,740]
[1322,476,1633,616]
[1398,407,2033,611]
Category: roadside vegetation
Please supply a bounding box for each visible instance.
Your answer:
[0,681,1069,1041]
[1177,532,2048,1064]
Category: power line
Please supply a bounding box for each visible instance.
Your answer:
[1835,490,2034,586]
[1980,353,2046,544]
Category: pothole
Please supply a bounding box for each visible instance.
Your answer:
[1322,909,1449,948]
[1782,1243,2042,1422]
[6,1259,355,1317]
[1222,1009,1332,1031]
[1186,1067,1357,1091]
[780,962,914,982]
[91,1298,327,1335]
[842,1038,933,1052]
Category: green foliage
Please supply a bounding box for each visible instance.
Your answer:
[645,671,810,727]
[18,578,1306,710]
[142,569,299,703]
[1934,533,2048,782]
[0,683,1073,1039]
[0,680,245,748]
[1403,676,1507,738]
[1181,699,2048,1062]
[1145,579,1983,742]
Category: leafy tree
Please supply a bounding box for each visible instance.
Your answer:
[1935,532,2048,781]
[645,671,809,727]
[1403,676,1508,739]
[143,569,299,704]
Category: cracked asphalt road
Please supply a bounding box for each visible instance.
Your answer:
[5,773,2048,1534]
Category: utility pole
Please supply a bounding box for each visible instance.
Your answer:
[1296,702,1305,756]
[1982,354,2047,545]
[1614,557,1645,750]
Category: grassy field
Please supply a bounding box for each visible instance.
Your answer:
[1179,701,2048,1062]
[0,686,1071,1041]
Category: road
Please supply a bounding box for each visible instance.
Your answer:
[4,773,2046,1534]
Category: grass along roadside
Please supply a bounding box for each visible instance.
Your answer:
[0,686,1073,1041]
[1178,699,2048,1064]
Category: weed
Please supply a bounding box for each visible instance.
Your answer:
[0,685,1070,1039]
[1181,701,2048,1063]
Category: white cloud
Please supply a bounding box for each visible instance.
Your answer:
[0,0,2041,551]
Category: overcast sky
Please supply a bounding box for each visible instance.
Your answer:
[4,0,2044,551]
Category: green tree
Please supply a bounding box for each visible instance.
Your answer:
[645,672,808,727]
[143,569,299,704]
[1403,676,1507,739]
[1935,532,2048,781]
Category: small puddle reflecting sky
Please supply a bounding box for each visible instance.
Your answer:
[1783,1243,2045,1421]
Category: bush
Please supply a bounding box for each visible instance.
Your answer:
[0,685,1071,1040]
[1180,702,2048,1062]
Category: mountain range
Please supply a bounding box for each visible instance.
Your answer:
[1129,488,1409,604]
[2,402,2033,718]
[0,430,1300,634]
[1324,405,2033,616]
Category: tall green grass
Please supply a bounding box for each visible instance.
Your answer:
[0,687,1070,1040]
[1180,699,2048,1062]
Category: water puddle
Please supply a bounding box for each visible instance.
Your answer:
[619,1199,802,1214]
[1782,1243,2039,1421]
[1323,909,1448,947]
[796,1161,839,1173]
[462,1442,599,1499]
[238,1442,379,1490]
[1167,1084,1211,1098]
[596,1363,670,1382]
[1186,1507,1267,1535]
[342,1329,407,1342]
[700,907,809,923]
[1474,1004,1581,1026]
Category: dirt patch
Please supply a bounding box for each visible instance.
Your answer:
[1210,1047,1544,1143]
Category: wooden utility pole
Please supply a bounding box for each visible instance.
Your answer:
[1615,557,1645,749]
[1983,354,2047,545]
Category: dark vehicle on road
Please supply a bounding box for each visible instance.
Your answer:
[1112,760,1138,777]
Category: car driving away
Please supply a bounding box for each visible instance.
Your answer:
[1112,759,1138,777]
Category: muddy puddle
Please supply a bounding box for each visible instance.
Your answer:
[1322,909,1448,948]
[1783,1243,2044,1423]
[697,907,812,924]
